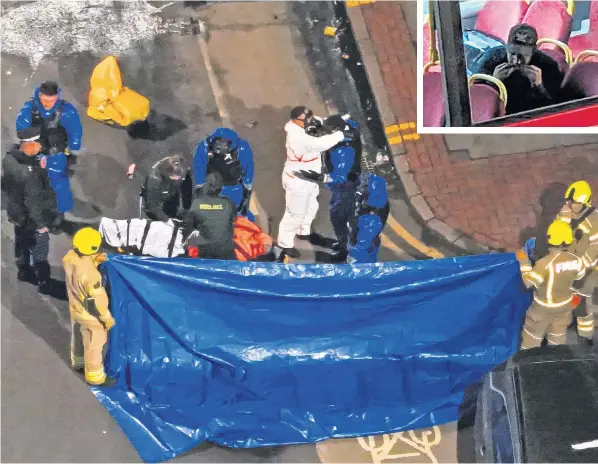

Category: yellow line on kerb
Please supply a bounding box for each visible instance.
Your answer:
[385,215,445,258]
[346,0,376,7]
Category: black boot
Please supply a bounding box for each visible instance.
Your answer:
[50,213,64,235]
[34,261,51,294]
[17,265,35,283]
[281,247,300,259]
[578,335,594,346]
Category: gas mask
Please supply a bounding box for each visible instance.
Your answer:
[210,137,233,158]
[304,111,322,135]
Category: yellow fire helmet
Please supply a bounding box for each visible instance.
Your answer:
[565,180,592,207]
[73,227,103,256]
[547,219,573,247]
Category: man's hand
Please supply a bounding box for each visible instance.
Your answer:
[37,227,49,234]
[522,65,542,86]
[294,170,324,182]
[39,156,47,169]
[492,62,514,80]
[104,318,116,331]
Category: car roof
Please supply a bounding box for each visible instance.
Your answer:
[506,347,598,463]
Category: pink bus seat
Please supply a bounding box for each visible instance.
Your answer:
[562,61,598,97]
[475,0,530,42]
[423,71,445,127]
[470,83,506,123]
[522,0,573,44]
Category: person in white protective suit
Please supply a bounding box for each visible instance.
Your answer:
[277,106,347,258]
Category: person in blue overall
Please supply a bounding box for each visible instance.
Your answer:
[346,174,390,264]
[193,128,255,222]
[16,81,81,220]
[294,114,361,260]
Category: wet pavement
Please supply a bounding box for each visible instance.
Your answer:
[2,1,455,463]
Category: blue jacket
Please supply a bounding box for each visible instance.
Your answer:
[349,175,389,263]
[193,128,254,189]
[16,87,83,151]
[326,145,356,185]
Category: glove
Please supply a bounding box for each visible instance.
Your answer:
[294,170,324,182]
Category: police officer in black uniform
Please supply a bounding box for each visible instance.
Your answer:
[141,155,193,222]
[2,127,58,292]
[184,172,237,260]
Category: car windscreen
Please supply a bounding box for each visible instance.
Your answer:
[516,359,598,463]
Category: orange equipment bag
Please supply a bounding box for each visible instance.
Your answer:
[233,216,271,261]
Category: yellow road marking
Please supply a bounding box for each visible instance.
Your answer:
[346,0,376,7]
[385,122,420,145]
[385,215,445,259]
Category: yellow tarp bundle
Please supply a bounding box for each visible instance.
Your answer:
[87,56,150,127]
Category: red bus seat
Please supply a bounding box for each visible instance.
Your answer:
[423,72,506,127]
[568,1,598,57]
[521,0,573,44]
[562,60,598,97]
[541,48,570,73]
[474,0,530,42]
[470,84,506,123]
[423,71,445,127]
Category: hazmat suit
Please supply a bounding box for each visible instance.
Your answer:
[347,174,390,264]
[294,115,361,258]
[519,220,587,349]
[193,128,255,221]
[277,106,345,257]
[63,228,115,386]
[16,82,82,155]
[86,56,150,127]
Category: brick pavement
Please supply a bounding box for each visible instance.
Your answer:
[348,1,598,252]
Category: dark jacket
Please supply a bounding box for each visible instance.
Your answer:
[142,160,192,222]
[479,48,571,115]
[1,145,57,230]
[184,193,237,249]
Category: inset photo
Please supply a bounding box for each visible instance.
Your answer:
[418,0,598,131]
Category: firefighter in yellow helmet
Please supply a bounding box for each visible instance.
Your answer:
[519,220,587,349]
[63,227,116,386]
[556,180,597,344]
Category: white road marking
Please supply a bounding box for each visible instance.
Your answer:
[572,439,598,450]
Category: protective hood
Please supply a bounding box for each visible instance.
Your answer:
[367,175,388,208]
[33,86,63,117]
[208,128,240,151]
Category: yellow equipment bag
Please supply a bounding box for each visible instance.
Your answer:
[87,56,150,127]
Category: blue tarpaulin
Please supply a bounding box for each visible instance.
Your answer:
[95,253,531,462]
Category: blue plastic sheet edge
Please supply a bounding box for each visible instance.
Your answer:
[91,253,531,463]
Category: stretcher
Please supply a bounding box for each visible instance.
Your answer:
[99,217,185,258]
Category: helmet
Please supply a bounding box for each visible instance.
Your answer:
[73,228,103,255]
[565,180,592,207]
[547,220,573,247]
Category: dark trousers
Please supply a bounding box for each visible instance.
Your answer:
[14,225,50,280]
[199,241,236,260]
[329,181,357,248]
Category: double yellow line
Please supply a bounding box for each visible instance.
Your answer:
[346,0,376,7]
[385,122,420,145]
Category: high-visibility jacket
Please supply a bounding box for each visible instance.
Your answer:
[557,205,598,269]
[233,216,271,261]
[521,248,586,307]
[63,250,114,328]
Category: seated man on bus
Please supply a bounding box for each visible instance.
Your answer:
[478,24,569,115]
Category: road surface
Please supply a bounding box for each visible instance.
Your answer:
[1,2,462,463]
